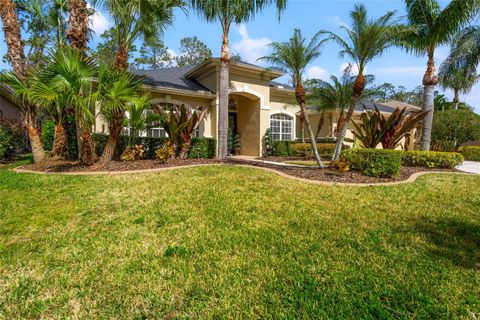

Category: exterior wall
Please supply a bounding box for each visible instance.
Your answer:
[0,95,22,122]
[234,95,260,156]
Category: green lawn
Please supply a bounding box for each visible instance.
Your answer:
[1,159,480,319]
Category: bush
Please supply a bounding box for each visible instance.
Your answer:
[189,137,216,159]
[402,151,463,168]
[121,144,145,161]
[343,149,403,177]
[272,140,296,156]
[458,146,480,161]
[273,141,349,157]
[432,109,480,151]
[42,119,55,151]
[0,120,25,160]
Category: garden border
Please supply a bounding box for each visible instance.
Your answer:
[11,164,476,187]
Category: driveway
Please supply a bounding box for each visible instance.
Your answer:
[456,161,480,175]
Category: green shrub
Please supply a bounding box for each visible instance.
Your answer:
[458,146,480,161]
[0,120,25,160]
[188,137,216,159]
[343,149,403,177]
[272,140,296,156]
[0,126,14,160]
[290,143,342,157]
[432,109,480,151]
[42,119,55,151]
[402,151,463,168]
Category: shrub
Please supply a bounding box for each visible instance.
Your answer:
[458,146,480,161]
[0,120,25,160]
[121,144,145,161]
[432,109,480,151]
[343,149,403,177]
[42,119,55,151]
[188,137,216,159]
[330,158,350,172]
[155,141,174,163]
[290,143,342,157]
[272,140,296,156]
[402,151,463,168]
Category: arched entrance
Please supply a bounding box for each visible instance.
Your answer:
[228,92,261,156]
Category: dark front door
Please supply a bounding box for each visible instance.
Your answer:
[229,112,238,135]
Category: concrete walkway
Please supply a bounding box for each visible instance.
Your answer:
[456,161,480,175]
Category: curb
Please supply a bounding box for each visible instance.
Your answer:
[11,163,476,187]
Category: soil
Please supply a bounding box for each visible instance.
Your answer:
[18,157,460,184]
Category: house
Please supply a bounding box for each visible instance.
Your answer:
[94,58,420,156]
[0,83,22,122]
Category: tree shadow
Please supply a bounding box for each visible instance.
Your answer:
[415,216,480,270]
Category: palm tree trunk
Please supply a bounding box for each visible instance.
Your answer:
[52,122,67,158]
[100,41,129,162]
[335,111,345,137]
[332,74,365,161]
[218,21,230,160]
[453,88,460,110]
[315,111,325,139]
[420,54,438,151]
[300,114,305,143]
[296,81,324,168]
[0,0,45,163]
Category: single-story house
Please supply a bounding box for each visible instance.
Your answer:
[89,58,420,156]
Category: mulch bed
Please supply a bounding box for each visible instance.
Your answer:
[17,157,460,184]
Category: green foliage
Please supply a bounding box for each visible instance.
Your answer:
[458,146,480,161]
[92,134,167,159]
[272,141,296,156]
[402,151,464,168]
[175,36,212,67]
[188,137,216,159]
[290,143,340,157]
[41,119,55,151]
[133,38,173,70]
[343,149,403,177]
[432,109,480,151]
[263,129,273,156]
[352,106,427,149]
[0,120,25,160]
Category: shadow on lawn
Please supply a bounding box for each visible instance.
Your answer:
[415,216,480,270]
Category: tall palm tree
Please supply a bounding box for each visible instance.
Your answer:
[66,0,88,51]
[438,63,478,110]
[189,0,287,160]
[320,4,400,160]
[259,29,326,168]
[0,0,45,163]
[97,0,184,161]
[401,0,479,151]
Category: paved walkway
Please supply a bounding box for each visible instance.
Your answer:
[456,161,480,175]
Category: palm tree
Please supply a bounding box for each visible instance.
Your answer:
[401,0,479,151]
[438,64,478,110]
[0,0,46,163]
[66,0,88,51]
[189,0,287,160]
[259,29,326,168]
[320,4,400,160]
[97,0,184,161]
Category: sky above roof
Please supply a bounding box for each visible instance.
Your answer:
[1,0,479,112]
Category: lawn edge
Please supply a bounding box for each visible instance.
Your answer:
[10,164,476,187]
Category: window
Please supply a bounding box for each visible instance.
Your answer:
[270,113,293,141]
[145,110,167,138]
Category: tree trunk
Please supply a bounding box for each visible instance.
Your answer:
[420,54,438,151]
[52,122,67,158]
[315,111,325,139]
[332,74,365,161]
[100,112,124,161]
[0,0,45,163]
[453,88,460,110]
[300,113,305,143]
[295,81,324,168]
[79,125,96,165]
[335,111,345,138]
[218,23,231,160]
[66,0,88,51]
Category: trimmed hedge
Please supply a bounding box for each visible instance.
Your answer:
[42,119,55,151]
[92,134,215,159]
[273,141,349,157]
[402,151,463,168]
[458,146,480,161]
[343,149,403,178]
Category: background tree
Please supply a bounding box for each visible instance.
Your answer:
[432,109,480,150]
[176,36,212,67]
[321,4,401,160]
[189,0,287,160]
[134,38,173,70]
[98,0,183,161]
[0,0,45,163]
[260,29,326,168]
[89,27,138,66]
[400,0,479,151]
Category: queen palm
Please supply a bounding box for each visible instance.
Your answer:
[0,0,45,163]
[97,0,184,161]
[259,29,326,168]
[438,61,478,110]
[189,0,287,160]
[401,0,479,150]
[320,4,400,160]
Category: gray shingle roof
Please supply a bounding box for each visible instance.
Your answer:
[133,65,211,92]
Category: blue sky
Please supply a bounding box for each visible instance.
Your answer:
[1,0,479,112]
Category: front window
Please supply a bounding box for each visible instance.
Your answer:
[270,113,293,141]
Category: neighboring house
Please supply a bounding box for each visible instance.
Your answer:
[0,84,22,122]
[94,58,420,156]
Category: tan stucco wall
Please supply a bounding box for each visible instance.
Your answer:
[233,95,261,156]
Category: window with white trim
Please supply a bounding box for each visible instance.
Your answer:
[270,113,293,141]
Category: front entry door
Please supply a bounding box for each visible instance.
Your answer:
[229,112,238,135]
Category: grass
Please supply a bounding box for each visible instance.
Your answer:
[1,158,480,319]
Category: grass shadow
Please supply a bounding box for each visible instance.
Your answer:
[415,216,480,269]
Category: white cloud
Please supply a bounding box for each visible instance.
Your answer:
[88,5,111,36]
[306,66,329,80]
[232,24,271,64]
